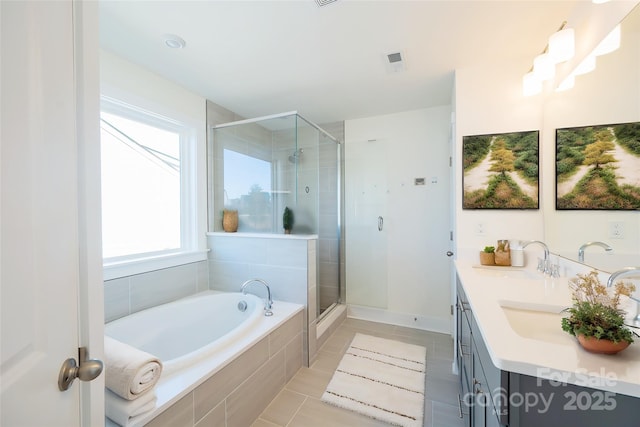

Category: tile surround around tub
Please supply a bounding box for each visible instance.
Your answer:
[145,311,303,427]
[208,232,321,366]
[103,260,209,323]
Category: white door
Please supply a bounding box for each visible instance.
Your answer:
[345,139,388,308]
[1,2,103,426]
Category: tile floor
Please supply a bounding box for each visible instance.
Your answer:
[252,318,465,427]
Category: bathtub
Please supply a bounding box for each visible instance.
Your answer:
[104,291,304,427]
[106,292,265,377]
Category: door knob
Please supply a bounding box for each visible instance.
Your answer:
[58,347,103,391]
[446,251,454,257]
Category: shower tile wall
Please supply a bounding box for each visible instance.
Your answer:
[103,261,209,322]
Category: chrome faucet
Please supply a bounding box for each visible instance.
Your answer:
[606,267,640,295]
[578,241,612,263]
[241,278,273,316]
[522,240,550,274]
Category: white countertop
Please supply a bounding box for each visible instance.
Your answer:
[455,259,640,398]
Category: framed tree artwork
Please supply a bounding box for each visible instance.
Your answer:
[556,121,640,210]
[462,130,539,209]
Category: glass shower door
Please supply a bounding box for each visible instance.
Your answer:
[345,138,388,308]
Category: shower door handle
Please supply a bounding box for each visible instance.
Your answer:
[378,216,383,231]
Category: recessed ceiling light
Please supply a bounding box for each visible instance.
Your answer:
[162,34,186,49]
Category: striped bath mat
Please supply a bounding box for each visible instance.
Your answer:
[321,333,426,427]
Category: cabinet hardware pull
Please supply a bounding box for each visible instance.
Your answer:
[457,394,463,419]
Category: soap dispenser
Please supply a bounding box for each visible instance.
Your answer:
[510,240,524,267]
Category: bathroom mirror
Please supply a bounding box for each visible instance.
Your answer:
[544,4,640,272]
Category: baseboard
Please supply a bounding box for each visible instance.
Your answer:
[347,304,451,335]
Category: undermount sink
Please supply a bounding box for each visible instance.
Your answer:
[499,300,570,345]
[472,266,540,280]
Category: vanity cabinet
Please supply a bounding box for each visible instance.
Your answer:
[456,278,507,427]
[456,274,640,427]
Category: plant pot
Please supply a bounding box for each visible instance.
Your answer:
[284,229,291,235]
[479,252,495,266]
[577,334,630,355]
[222,210,238,232]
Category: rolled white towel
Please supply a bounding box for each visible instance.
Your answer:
[105,388,157,427]
[104,336,163,400]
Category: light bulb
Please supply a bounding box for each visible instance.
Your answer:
[593,25,621,56]
[523,72,542,96]
[549,28,575,63]
[533,53,555,81]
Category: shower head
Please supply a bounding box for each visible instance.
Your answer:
[288,148,304,164]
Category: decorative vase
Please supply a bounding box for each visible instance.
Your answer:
[577,335,630,355]
[222,210,238,232]
[479,252,495,266]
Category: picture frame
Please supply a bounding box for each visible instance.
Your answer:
[556,121,640,210]
[462,130,539,209]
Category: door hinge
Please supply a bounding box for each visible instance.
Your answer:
[450,305,454,315]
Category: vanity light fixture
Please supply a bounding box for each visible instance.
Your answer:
[555,24,620,93]
[162,34,186,49]
[593,24,621,56]
[549,27,575,63]
[522,21,574,96]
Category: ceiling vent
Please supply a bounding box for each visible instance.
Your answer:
[384,51,406,73]
[315,0,338,6]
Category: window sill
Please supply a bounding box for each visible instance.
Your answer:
[103,250,209,281]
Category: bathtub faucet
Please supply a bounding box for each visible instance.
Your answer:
[241,278,273,316]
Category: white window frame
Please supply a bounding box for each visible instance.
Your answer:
[101,96,206,280]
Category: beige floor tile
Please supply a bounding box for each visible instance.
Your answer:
[432,401,465,427]
[260,389,307,426]
[288,397,392,427]
[284,367,334,399]
[251,418,280,427]
[257,317,461,427]
[320,328,356,354]
[310,349,344,374]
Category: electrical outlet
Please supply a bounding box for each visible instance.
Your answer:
[476,223,486,236]
[609,221,624,239]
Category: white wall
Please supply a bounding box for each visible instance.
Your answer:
[454,11,640,265]
[454,59,545,260]
[543,18,640,257]
[345,107,452,333]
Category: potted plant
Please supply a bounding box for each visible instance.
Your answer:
[479,246,495,265]
[283,207,294,234]
[561,270,637,354]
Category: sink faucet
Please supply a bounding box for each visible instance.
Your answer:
[241,278,273,316]
[578,241,612,263]
[606,267,640,295]
[522,240,550,274]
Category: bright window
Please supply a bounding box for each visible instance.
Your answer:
[100,99,194,262]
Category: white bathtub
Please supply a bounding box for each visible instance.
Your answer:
[104,291,303,427]
[105,292,264,377]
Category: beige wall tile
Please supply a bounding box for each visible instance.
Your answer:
[146,393,193,427]
[285,333,303,382]
[194,401,225,427]
[226,351,286,426]
[194,337,269,420]
[269,311,302,355]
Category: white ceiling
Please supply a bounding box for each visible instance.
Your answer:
[99,0,580,125]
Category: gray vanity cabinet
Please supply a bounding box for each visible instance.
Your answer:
[456,278,506,427]
[456,275,640,427]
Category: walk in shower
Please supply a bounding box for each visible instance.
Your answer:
[210,112,342,318]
